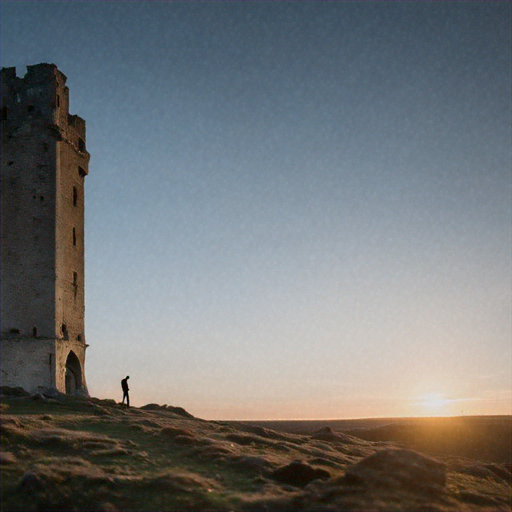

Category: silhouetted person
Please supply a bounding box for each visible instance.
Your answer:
[121,376,130,407]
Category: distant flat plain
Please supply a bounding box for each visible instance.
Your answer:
[244,415,511,464]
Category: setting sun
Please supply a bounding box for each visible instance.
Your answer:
[413,393,457,416]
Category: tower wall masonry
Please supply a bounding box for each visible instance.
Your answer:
[1,64,89,394]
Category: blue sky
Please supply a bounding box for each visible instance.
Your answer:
[1,1,510,420]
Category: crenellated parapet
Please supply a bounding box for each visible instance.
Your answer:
[1,64,89,164]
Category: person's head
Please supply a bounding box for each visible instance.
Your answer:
[126,376,130,380]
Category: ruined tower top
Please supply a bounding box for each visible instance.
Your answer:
[1,63,89,166]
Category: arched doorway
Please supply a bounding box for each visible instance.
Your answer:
[65,351,82,394]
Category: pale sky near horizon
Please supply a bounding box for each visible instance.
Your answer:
[1,1,510,420]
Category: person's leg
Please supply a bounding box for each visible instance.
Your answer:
[127,393,130,408]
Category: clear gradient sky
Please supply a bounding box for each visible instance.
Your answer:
[1,1,510,420]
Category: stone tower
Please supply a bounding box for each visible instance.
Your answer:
[1,64,89,394]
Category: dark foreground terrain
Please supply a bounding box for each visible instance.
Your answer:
[1,389,510,511]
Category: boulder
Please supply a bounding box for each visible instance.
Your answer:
[41,387,63,398]
[0,386,30,397]
[140,403,163,410]
[271,460,331,488]
[140,403,194,418]
[18,471,45,492]
[29,393,48,402]
[166,405,194,418]
[0,451,17,465]
[311,426,358,444]
[343,448,446,491]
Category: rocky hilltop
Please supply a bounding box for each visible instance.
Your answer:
[1,388,510,511]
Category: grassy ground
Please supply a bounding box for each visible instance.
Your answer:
[1,392,510,511]
[247,415,512,463]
